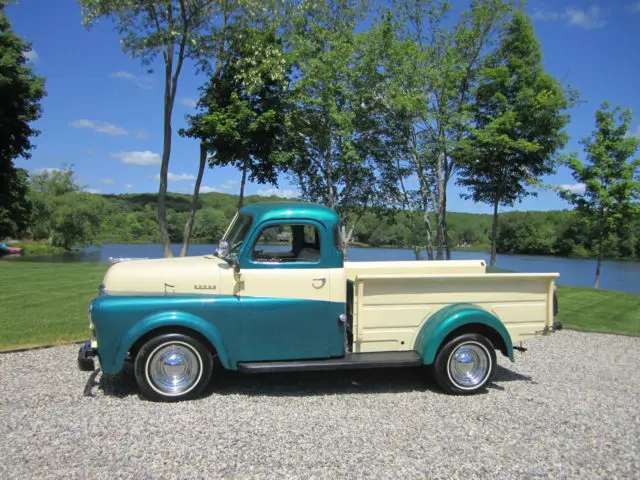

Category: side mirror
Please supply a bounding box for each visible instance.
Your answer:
[216,239,229,258]
[233,257,240,274]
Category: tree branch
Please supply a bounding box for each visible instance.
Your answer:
[169,0,190,108]
[148,3,167,63]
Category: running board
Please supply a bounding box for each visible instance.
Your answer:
[237,351,423,373]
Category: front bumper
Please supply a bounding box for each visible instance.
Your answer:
[78,340,98,371]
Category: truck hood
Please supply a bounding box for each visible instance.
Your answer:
[102,255,229,295]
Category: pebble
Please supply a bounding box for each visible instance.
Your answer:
[0,329,638,479]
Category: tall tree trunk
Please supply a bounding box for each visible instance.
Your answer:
[158,60,174,258]
[157,5,187,258]
[340,224,348,259]
[435,151,445,260]
[435,206,445,260]
[490,198,499,266]
[325,146,333,208]
[409,212,421,261]
[180,143,207,257]
[594,253,602,289]
[595,221,604,288]
[338,213,362,260]
[443,188,451,260]
[238,159,248,209]
[178,1,230,257]
[409,212,421,260]
[423,207,434,260]
[396,157,422,261]
[409,133,434,261]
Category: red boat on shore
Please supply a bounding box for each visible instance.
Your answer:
[0,244,24,256]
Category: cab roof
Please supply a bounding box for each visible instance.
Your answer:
[238,201,340,225]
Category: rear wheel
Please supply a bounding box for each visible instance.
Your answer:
[134,333,214,402]
[431,333,496,395]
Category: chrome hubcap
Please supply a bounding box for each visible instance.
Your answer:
[447,342,490,389]
[147,342,202,396]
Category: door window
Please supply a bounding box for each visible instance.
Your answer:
[251,223,321,264]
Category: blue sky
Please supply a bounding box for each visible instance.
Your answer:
[6,0,640,214]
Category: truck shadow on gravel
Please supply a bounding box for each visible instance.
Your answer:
[90,362,535,400]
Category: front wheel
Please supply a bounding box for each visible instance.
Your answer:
[431,333,496,395]
[134,333,214,402]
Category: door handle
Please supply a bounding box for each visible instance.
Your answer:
[312,277,326,288]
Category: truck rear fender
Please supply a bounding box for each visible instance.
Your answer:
[414,303,514,365]
[110,311,230,374]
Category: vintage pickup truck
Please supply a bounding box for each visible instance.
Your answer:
[78,201,561,402]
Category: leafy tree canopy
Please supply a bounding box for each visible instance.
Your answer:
[0,0,46,238]
[180,27,292,201]
[559,102,640,287]
[455,10,575,265]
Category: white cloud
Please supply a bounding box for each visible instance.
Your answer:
[109,71,153,90]
[566,5,607,29]
[135,129,149,139]
[24,49,39,62]
[257,188,300,198]
[71,119,128,136]
[100,178,115,185]
[179,97,197,108]
[153,172,197,182]
[220,179,239,190]
[627,1,640,13]
[86,149,96,155]
[85,188,102,194]
[33,167,61,174]
[124,184,133,189]
[559,183,586,194]
[531,9,562,21]
[200,186,222,193]
[532,5,607,29]
[109,150,161,166]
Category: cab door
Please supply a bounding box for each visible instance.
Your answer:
[231,220,345,362]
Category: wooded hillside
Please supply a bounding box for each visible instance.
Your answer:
[90,190,640,260]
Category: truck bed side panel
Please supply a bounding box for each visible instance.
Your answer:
[352,273,558,353]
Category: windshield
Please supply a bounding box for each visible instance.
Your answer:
[220,213,253,259]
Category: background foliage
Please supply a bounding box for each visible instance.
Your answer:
[12,166,640,260]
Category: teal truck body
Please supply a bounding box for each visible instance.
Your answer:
[78,201,561,402]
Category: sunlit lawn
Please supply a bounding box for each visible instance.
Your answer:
[555,285,640,336]
[0,261,108,350]
[0,261,637,351]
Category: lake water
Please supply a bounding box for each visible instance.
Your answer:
[3,243,639,295]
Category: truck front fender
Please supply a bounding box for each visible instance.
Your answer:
[102,311,230,375]
[414,303,514,365]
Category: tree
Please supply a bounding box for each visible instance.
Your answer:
[373,10,431,259]
[79,0,227,258]
[27,166,105,249]
[285,0,398,253]
[559,103,640,288]
[191,207,229,242]
[0,1,46,239]
[205,27,291,210]
[180,1,287,257]
[0,167,30,239]
[179,26,292,255]
[382,0,514,260]
[456,10,574,266]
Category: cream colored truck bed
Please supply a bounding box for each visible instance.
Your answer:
[344,260,558,353]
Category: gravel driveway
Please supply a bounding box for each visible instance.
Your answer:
[0,329,638,479]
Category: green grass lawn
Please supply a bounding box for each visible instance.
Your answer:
[555,285,640,336]
[0,261,637,351]
[0,261,108,351]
